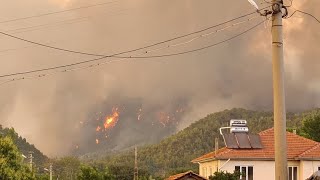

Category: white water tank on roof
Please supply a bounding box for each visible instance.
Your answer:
[230,119,247,127]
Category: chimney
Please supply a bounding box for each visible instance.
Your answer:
[293,129,297,135]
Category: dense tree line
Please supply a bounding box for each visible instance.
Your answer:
[0,126,48,167]
[0,135,35,179]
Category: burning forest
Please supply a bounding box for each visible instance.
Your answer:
[71,98,188,155]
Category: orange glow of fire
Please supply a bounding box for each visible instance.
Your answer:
[96,126,101,132]
[158,112,170,127]
[96,139,99,144]
[137,108,142,121]
[103,107,120,129]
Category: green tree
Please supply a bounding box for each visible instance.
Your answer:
[53,156,81,180]
[102,167,115,180]
[0,127,48,167]
[0,136,35,179]
[301,111,320,142]
[209,171,240,180]
[77,164,103,180]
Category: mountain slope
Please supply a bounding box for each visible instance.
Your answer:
[84,108,304,178]
[0,126,48,167]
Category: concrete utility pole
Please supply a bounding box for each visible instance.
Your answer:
[49,164,53,180]
[271,0,288,179]
[44,164,53,180]
[28,151,34,171]
[134,146,138,180]
[214,137,219,155]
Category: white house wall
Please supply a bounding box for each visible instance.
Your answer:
[199,160,310,180]
[218,160,275,180]
[300,160,320,180]
[199,160,219,178]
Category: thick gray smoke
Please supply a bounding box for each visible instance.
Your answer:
[0,0,319,156]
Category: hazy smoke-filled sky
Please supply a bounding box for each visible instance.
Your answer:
[0,0,319,156]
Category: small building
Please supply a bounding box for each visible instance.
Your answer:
[166,171,207,180]
[192,128,320,180]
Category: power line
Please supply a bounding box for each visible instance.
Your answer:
[118,20,265,59]
[286,0,294,7]
[0,15,264,79]
[286,9,320,23]
[0,9,132,55]
[4,17,89,34]
[137,16,261,54]
[0,31,105,57]
[0,15,258,55]
[0,0,120,24]
[0,7,271,58]
[0,13,252,53]
[3,8,133,35]
[0,19,266,85]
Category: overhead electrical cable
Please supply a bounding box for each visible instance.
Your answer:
[116,20,266,59]
[0,8,132,54]
[4,17,89,34]
[3,8,133,35]
[0,0,120,24]
[286,9,320,23]
[0,15,257,55]
[0,6,271,58]
[0,16,264,79]
[0,19,266,85]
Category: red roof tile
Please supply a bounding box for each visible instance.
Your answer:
[298,143,320,159]
[192,128,320,162]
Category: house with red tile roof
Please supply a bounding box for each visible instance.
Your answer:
[192,128,320,180]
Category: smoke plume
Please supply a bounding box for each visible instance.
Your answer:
[0,0,319,156]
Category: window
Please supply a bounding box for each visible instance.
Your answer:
[318,166,320,171]
[209,166,213,177]
[235,166,253,180]
[288,166,298,180]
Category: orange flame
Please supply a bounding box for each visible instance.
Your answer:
[96,139,99,144]
[96,126,101,132]
[103,107,120,129]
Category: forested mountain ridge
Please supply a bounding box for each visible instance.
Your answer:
[0,126,48,167]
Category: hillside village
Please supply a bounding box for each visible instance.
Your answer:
[2,108,320,179]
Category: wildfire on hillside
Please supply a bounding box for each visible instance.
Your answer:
[91,106,185,145]
[71,103,188,153]
[157,108,184,127]
[104,107,120,129]
[92,107,121,145]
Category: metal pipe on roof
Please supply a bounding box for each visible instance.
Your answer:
[218,158,231,171]
[219,127,231,147]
